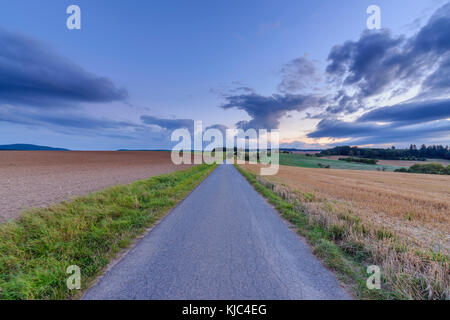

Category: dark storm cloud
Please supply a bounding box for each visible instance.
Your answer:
[0,29,128,108]
[409,2,450,55]
[359,99,450,124]
[345,120,450,145]
[307,98,450,144]
[222,3,450,136]
[221,93,317,129]
[326,30,404,97]
[308,118,381,139]
[422,56,450,92]
[140,115,194,131]
[304,3,450,145]
[325,2,450,100]
[308,118,450,144]
[0,105,137,130]
[322,90,360,116]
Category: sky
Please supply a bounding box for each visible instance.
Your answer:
[0,0,449,150]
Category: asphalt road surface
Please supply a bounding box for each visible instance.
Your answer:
[84,164,350,300]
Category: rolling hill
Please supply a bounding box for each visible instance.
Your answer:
[0,144,69,151]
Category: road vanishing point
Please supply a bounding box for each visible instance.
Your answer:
[84,164,350,300]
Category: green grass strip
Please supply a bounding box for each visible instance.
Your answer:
[279,153,401,171]
[0,163,216,300]
[235,164,390,300]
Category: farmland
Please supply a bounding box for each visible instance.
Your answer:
[239,163,450,299]
[0,151,192,221]
[280,153,403,171]
[0,164,216,299]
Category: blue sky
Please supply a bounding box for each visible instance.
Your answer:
[0,0,448,150]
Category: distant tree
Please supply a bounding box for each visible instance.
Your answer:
[419,144,427,157]
[320,144,449,160]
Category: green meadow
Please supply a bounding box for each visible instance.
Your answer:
[279,153,403,171]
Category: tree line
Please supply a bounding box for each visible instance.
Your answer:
[395,163,450,175]
[320,144,450,160]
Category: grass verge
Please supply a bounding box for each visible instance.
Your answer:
[236,164,397,300]
[0,163,216,300]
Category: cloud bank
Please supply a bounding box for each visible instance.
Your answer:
[0,28,128,108]
[307,2,450,145]
[221,93,318,130]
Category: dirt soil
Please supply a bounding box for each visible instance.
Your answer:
[0,151,193,221]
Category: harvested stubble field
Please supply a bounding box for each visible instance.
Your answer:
[240,164,449,299]
[0,151,192,221]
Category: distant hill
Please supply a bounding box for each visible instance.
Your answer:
[117,149,170,151]
[0,144,69,151]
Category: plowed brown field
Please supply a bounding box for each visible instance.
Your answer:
[0,151,192,221]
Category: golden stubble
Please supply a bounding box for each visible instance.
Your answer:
[241,164,449,299]
[243,164,450,252]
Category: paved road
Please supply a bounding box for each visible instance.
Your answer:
[84,164,350,300]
